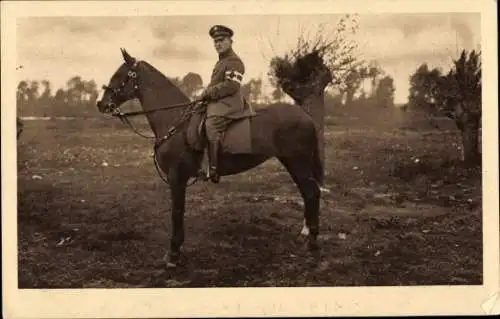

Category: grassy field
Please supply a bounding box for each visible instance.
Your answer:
[16,106,482,288]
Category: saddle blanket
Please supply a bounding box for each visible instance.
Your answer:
[186,111,253,154]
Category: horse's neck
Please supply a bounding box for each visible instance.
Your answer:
[136,65,190,137]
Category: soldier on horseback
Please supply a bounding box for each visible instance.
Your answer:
[199,25,255,183]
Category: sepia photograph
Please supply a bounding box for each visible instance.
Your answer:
[2,0,499,317]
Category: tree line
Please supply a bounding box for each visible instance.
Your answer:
[17,63,396,118]
[16,72,275,117]
[17,76,100,117]
[329,61,396,108]
[406,49,482,165]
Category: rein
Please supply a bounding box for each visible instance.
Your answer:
[111,99,203,140]
[112,99,202,119]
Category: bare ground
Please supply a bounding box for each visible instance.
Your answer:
[16,110,482,288]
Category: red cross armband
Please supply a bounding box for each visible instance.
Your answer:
[225,69,243,84]
[206,58,245,100]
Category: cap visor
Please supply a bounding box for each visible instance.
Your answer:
[213,35,228,40]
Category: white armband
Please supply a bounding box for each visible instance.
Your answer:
[225,69,243,84]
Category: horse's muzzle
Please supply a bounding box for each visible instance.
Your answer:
[96,100,115,113]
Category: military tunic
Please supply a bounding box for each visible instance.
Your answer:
[203,49,255,120]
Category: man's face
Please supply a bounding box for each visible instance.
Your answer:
[213,36,232,54]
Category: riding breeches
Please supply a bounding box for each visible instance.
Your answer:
[205,116,232,142]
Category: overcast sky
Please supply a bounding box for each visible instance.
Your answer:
[16,13,480,104]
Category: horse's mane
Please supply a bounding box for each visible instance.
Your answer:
[140,60,191,102]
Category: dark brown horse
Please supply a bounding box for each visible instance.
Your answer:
[96,48,323,267]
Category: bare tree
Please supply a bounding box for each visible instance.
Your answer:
[268,16,362,102]
[268,14,363,182]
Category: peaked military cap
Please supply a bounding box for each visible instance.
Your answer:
[209,25,234,38]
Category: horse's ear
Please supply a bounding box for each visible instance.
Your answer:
[121,48,135,66]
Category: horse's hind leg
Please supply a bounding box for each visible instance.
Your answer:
[278,157,321,251]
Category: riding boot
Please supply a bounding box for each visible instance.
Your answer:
[197,148,210,181]
[208,138,221,183]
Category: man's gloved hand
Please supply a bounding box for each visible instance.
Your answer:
[192,87,208,102]
[201,89,211,101]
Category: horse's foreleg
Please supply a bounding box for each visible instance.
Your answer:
[165,173,188,268]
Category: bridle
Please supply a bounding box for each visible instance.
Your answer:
[101,65,140,116]
[101,60,205,185]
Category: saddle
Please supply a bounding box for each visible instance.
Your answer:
[186,109,253,154]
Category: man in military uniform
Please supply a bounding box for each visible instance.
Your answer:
[199,25,255,183]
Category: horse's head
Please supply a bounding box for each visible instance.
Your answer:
[97,48,140,114]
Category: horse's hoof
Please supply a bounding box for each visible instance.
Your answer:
[308,239,319,252]
[197,170,209,181]
[209,174,220,183]
[164,252,180,268]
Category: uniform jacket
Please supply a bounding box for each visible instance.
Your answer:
[203,49,256,119]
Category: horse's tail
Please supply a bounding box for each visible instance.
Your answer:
[311,126,324,186]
